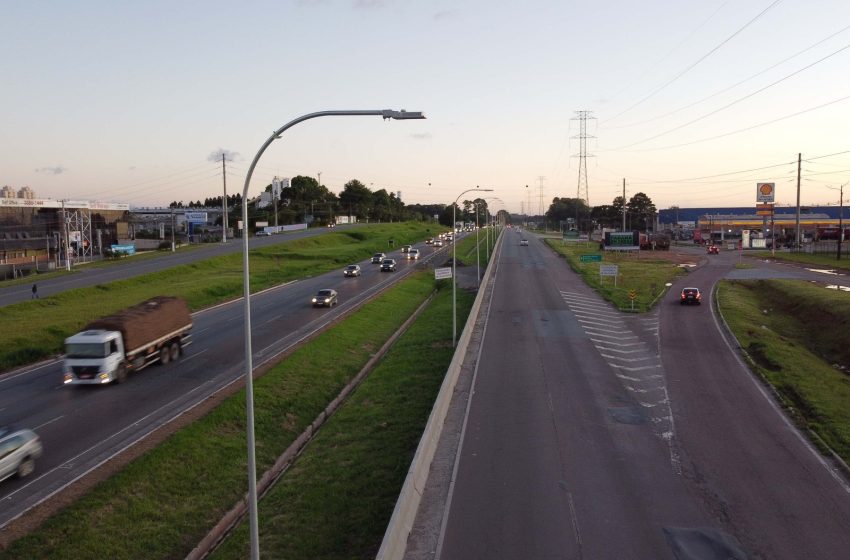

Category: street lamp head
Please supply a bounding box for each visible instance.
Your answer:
[382,109,426,120]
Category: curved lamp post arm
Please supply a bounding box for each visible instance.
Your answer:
[241,109,424,560]
[452,187,492,346]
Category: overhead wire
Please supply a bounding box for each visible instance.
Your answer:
[602,0,783,124]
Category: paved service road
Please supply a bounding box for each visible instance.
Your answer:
[435,233,850,559]
[0,235,455,528]
[0,226,357,307]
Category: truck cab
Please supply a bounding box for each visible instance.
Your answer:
[63,330,126,384]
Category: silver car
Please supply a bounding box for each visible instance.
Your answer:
[343,264,361,277]
[0,427,42,482]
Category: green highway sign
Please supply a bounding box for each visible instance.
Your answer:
[580,254,602,263]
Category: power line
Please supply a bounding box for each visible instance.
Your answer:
[603,0,783,124]
[609,42,850,150]
[606,23,850,131]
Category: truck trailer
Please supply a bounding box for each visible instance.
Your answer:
[63,296,192,385]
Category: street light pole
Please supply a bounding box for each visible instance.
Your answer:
[827,183,847,261]
[241,109,424,560]
[453,187,492,346]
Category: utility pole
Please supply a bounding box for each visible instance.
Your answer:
[622,178,626,231]
[221,153,228,243]
[837,183,845,261]
[537,175,546,218]
[525,185,530,225]
[795,153,801,249]
[573,110,596,231]
[272,177,280,228]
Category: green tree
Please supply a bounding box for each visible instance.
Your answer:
[339,179,373,220]
[626,192,657,231]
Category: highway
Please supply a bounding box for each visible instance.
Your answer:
[433,233,850,559]
[0,235,456,528]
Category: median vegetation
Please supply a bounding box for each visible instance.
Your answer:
[0,272,473,559]
[545,239,687,312]
[717,279,850,464]
[0,223,441,372]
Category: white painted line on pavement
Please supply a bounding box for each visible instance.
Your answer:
[33,415,64,431]
[609,364,662,371]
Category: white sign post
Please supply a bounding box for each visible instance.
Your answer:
[435,267,452,280]
[600,264,619,287]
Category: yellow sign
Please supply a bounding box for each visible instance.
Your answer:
[628,290,637,300]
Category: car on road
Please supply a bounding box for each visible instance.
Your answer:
[434,239,444,247]
[407,249,420,260]
[255,230,271,237]
[343,264,361,277]
[520,239,529,246]
[707,245,719,254]
[401,245,412,253]
[380,259,397,272]
[680,287,702,305]
[426,238,434,245]
[371,253,386,264]
[311,289,338,307]
[0,427,42,482]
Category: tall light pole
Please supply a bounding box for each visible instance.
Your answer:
[241,109,424,560]
[453,187,492,346]
[826,183,847,261]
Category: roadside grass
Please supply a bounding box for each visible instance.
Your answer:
[454,229,497,266]
[718,279,850,462]
[210,278,472,559]
[0,272,456,560]
[0,223,437,373]
[545,239,686,312]
[750,250,850,271]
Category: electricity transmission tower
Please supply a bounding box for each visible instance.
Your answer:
[571,110,595,227]
[537,176,546,217]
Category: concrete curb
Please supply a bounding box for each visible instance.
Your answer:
[185,289,437,560]
[376,230,503,560]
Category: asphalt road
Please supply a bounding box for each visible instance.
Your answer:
[0,225,358,307]
[0,235,457,528]
[435,232,850,559]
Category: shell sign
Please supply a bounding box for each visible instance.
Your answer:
[757,182,775,203]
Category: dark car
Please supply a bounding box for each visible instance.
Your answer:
[380,259,397,272]
[343,264,361,277]
[680,287,702,305]
[311,289,338,307]
[707,245,719,254]
[0,427,42,482]
[371,253,386,264]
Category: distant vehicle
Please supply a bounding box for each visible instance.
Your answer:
[63,296,192,385]
[707,245,719,254]
[680,287,702,305]
[343,264,361,277]
[520,239,529,246]
[255,230,271,237]
[326,223,336,228]
[425,238,434,245]
[372,253,386,264]
[0,427,42,482]
[401,245,412,253]
[434,239,444,247]
[312,289,338,307]
[407,249,420,260]
[380,259,397,272]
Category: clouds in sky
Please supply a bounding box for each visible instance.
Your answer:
[35,166,65,175]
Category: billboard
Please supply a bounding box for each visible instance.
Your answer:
[185,212,208,223]
[604,231,640,250]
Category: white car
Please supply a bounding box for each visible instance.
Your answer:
[520,239,528,246]
[407,249,420,260]
[0,427,42,482]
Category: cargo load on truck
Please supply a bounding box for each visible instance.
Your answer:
[85,296,190,354]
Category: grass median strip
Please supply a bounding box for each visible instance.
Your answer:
[209,278,472,559]
[0,223,441,372]
[717,279,850,463]
[545,239,685,312]
[0,271,472,559]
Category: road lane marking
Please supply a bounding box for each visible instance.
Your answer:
[609,364,662,371]
[585,333,637,340]
[590,339,644,347]
[33,415,64,431]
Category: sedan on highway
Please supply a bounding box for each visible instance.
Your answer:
[0,427,42,482]
[520,239,529,246]
[371,253,386,264]
[380,259,397,272]
[311,289,338,307]
[407,249,420,260]
[680,287,702,305]
[434,239,444,247]
[707,245,719,254]
[343,264,361,277]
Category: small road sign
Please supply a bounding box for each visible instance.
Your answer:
[628,290,637,300]
[580,254,602,263]
[435,267,452,280]
[599,264,619,277]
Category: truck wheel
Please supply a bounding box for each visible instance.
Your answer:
[160,346,171,365]
[169,342,181,362]
[17,456,35,478]
[115,364,128,384]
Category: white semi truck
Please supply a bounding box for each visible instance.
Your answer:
[63,296,192,385]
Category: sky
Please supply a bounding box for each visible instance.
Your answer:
[2,0,850,214]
